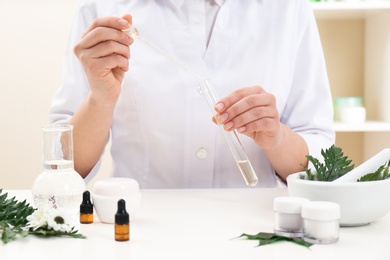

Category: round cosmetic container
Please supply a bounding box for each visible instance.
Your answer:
[302,201,340,244]
[333,96,366,123]
[273,197,309,237]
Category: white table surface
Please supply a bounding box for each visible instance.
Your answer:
[2,188,390,260]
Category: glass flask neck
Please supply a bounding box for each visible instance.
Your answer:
[42,124,75,171]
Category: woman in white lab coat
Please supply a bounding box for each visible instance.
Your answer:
[49,0,335,188]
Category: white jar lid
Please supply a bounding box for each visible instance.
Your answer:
[302,201,340,221]
[273,197,310,214]
[94,177,140,197]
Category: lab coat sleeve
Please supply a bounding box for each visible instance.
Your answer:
[48,1,106,181]
[280,0,335,162]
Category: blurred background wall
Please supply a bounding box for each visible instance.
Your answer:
[0,0,111,190]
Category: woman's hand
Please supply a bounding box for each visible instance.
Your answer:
[73,14,134,103]
[213,86,283,151]
[213,85,309,179]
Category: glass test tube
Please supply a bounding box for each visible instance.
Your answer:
[123,26,258,186]
[199,80,258,187]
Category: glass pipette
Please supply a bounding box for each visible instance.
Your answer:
[123,26,258,187]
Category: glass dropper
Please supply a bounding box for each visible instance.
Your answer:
[123,26,258,187]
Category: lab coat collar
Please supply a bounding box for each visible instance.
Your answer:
[169,0,263,7]
[215,0,225,7]
[171,0,227,8]
[171,0,184,8]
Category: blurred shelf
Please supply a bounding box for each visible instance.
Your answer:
[334,121,390,132]
[311,2,390,20]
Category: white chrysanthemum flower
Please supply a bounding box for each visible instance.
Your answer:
[26,205,78,233]
[26,206,50,230]
[46,208,76,233]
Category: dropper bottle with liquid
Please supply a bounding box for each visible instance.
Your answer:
[123,24,258,187]
[80,190,94,224]
[115,199,130,242]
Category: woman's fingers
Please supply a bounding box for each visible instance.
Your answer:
[214,86,279,133]
[81,16,130,38]
[72,14,135,101]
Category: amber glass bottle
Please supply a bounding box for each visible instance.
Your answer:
[80,191,93,224]
[115,199,130,241]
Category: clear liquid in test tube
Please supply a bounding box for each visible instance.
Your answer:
[123,26,258,187]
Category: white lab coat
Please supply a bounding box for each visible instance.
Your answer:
[49,0,335,188]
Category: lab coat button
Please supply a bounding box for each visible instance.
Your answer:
[196,148,208,159]
[193,17,200,24]
[197,86,204,95]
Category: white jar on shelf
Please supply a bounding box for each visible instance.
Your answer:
[334,96,366,124]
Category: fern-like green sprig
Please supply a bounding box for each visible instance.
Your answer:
[358,160,390,182]
[305,145,355,181]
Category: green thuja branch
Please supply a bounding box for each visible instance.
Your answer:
[0,189,35,244]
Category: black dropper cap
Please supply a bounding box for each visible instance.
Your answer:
[115,199,129,225]
[80,190,93,214]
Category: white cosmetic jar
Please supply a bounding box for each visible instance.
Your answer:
[273,197,309,237]
[339,106,366,124]
[334,96,366,123]
[92,178,141,223]
[302,201,340,244]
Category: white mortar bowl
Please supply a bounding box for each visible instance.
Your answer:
[92,178,141,223]
[287,172,390,226]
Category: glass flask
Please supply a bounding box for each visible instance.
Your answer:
[32,124,86,215]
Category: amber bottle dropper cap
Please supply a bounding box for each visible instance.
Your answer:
[115,199,130,241]
[80,191,93,224]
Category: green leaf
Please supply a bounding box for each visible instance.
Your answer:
[29,227,86,239]
[236,232,313,248]
[0,189,35,244]
[304,145,354,182]
[358,160,390,182]
[1,224,16,244]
